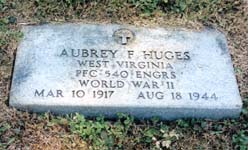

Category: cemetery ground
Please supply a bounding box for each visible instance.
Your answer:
[0,0,247,149]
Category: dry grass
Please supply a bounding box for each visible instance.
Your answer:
[0,0,247,149]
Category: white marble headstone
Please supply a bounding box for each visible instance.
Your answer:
[10,24,242,119]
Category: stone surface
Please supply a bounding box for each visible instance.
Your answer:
[10,23,242,119]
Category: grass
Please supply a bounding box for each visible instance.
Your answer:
[0,0,248,149]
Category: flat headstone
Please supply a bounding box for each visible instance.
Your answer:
[10,24,242,119]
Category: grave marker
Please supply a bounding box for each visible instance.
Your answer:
[10,24,242,119]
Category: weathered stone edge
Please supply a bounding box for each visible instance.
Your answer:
[10,104,241,120]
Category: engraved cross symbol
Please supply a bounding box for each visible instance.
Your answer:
[113,28,135,45]
[119,34,131,45]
